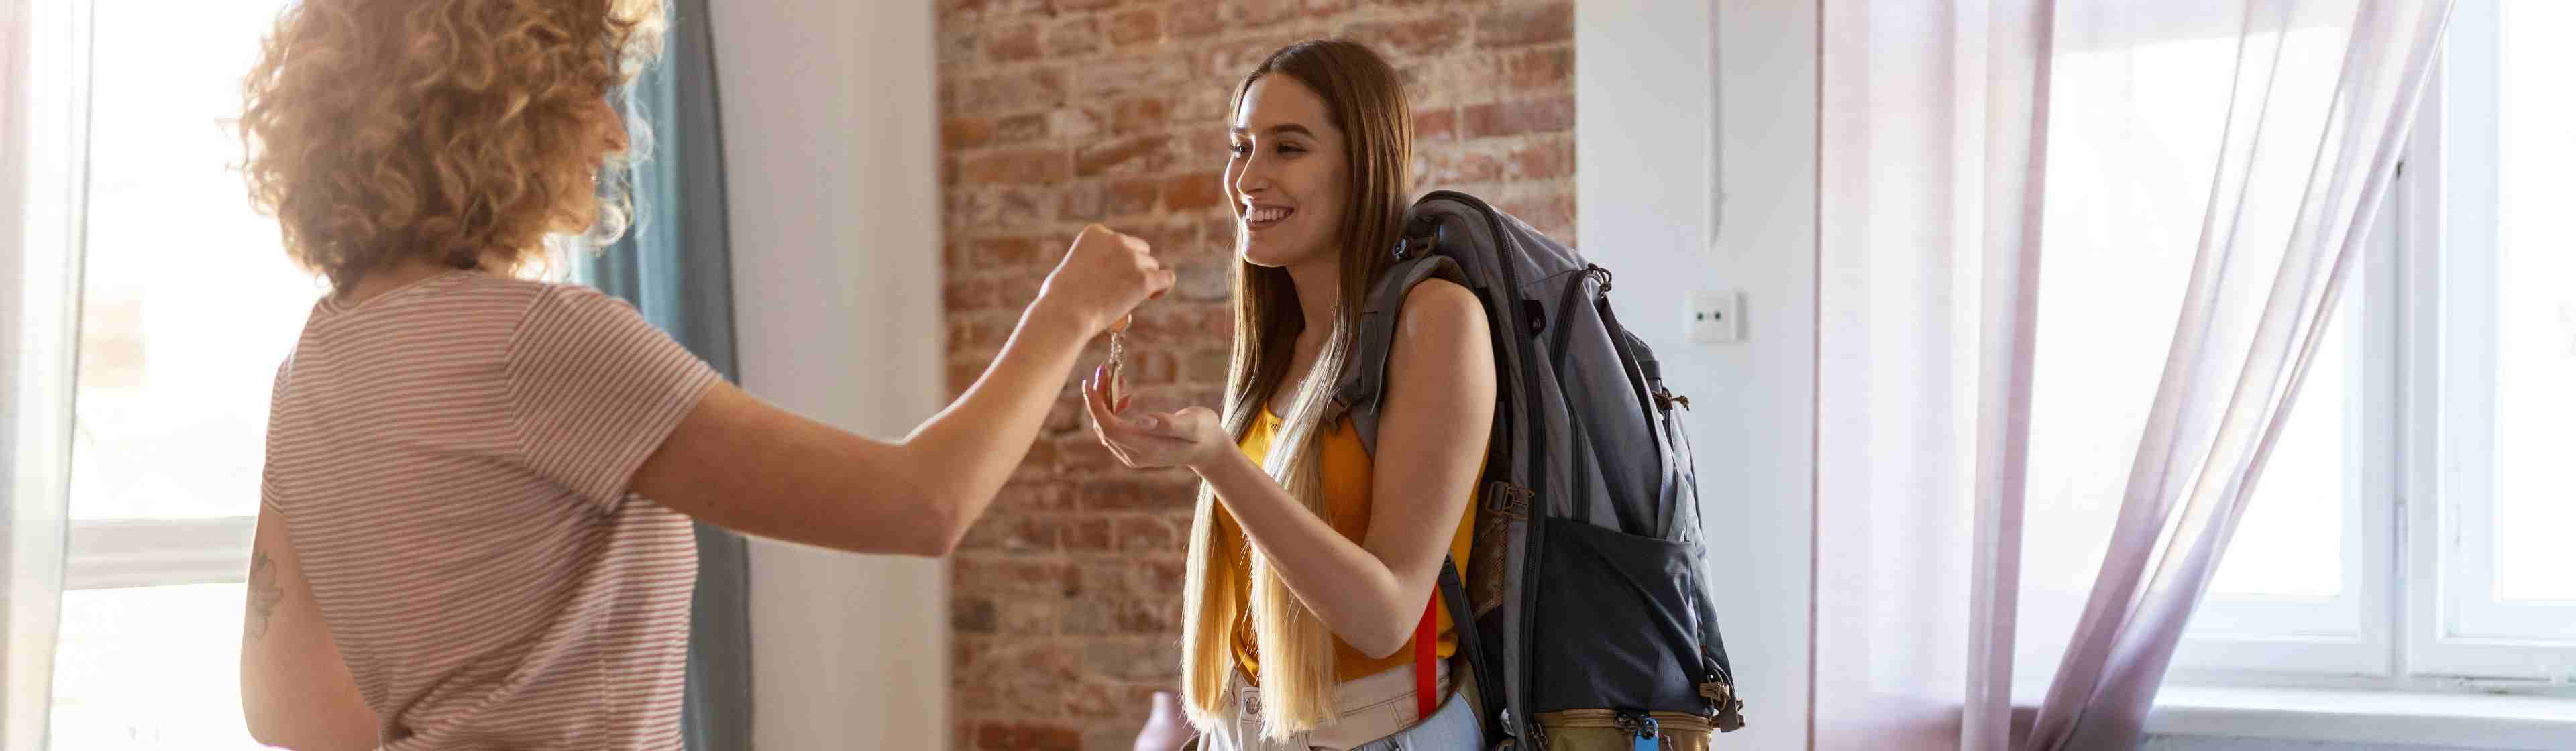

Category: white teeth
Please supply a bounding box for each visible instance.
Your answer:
[1248,206,1289,223]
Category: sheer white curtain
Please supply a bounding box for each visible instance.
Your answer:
[3,0,90,748]
[1815,1,2452,749]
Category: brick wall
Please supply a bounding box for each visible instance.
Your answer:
[938,1,1574,748]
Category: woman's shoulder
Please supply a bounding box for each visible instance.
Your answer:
[1394,277,1488,343]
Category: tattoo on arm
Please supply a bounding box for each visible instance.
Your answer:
[246,550,284,642]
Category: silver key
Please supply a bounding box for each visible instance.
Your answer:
[1107,330,1126,404]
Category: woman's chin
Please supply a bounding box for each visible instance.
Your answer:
[1239,235,1322,269]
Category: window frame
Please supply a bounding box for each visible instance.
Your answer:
[2173,5,2576,688]
[2403,2,2576,678]
[64,517,253,591]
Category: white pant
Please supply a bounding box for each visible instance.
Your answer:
[1202,662,1480,751]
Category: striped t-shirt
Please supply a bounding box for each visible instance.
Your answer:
[262,270,720,749]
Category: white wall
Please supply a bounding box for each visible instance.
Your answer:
[1578,1,1819,749]
[711,1,947,749]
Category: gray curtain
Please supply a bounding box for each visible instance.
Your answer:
[576,1,749,748]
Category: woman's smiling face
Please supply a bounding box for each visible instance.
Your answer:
[1225,74,1350,270]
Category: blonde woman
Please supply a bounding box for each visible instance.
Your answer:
[232,1,1170,748]
[1086,40,1494,750]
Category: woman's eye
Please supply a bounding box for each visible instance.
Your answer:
[1228,142,1252,158]
[1277,143,1306,155]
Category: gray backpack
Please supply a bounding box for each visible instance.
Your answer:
[1332,191,1745,747]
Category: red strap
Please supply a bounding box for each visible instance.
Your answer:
[1413,596,1438,719]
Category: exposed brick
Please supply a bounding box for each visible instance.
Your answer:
[1065,518,1114,550]
[1075,135,1171,176]
[1479,1,1574,48]
[1504,46,1574,91]
[1106,8,1159,46]
[954,557,1080,599]
[1073,56,1185,98]
[1085,640,1180,681]
[1122,221,1204,259]
[1172,259,1234,302]
[960,150,1071,186]
[1125,304,1232,340]
[1114,514,1181,551]
[1463,95,1574,139]
[977,721,1083,750]
[1075,477,1193,512]
[1181,346,1236,382]
[953,597,999,632]
[1061,597,1111,634]
[1065,681,1127,720]
[1416,106,1458,143]
[977,236,1047,268]
[944,117,998,150]
[1000,599,1059,634]
[1344,15,1470,59]
[1168,3,1222,38]
[996,188,1057,229]
[1495,190,1577,239]
[1417,149,1504,185]
[1161,171,1226,211]
[985,21,1042,62]
[1110,95,1171,135]
[950,68,1069,114]
[1104,178,1161,217]
[997,112,1050,143]
[1044,17,1102,58]
[1507,135,1576,181]
[942,29,981,68]
[1049,107,1105,140]
[1232,0,1302,28]
[1303,0,1356,15]
[1114,597,1177,633]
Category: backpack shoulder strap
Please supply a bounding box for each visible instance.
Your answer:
[1330,254,1468,455]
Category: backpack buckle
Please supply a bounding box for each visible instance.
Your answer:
[1482,481,1532,520]
[1701,679,1746,732]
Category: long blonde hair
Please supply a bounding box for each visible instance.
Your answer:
[1180,39,1415,739]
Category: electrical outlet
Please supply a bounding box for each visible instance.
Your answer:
[1687,289,1741,344]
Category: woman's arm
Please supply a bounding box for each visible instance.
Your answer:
[240,504,378,750]
[1089,280,1496,657]
[630,225,1172,557]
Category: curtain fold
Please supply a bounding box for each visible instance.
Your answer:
[1816,1,2453,748]
[1,0,89,747]
[577,1,749,749]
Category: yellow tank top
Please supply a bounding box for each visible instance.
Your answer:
[1218,408,1481,684]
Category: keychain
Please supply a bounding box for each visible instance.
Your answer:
[1106,328,1127,408]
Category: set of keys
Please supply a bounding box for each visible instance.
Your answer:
[1105,329,1127,407]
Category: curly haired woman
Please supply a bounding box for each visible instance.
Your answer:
[230,1,1169,748]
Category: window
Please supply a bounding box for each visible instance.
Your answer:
[2170,0,2576,688]
[48,0,307,748]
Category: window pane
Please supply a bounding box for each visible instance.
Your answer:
[2489,0,2576,604]
[69,0,315,521]
[50,584,267,750]
[2208,277,2357,599]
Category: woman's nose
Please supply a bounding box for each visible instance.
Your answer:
[600,101,631,152]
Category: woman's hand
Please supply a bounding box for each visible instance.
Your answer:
[1083,362,1231,471]
[1033,224,1176,337]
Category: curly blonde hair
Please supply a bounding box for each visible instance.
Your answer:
[240,0,665,291]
